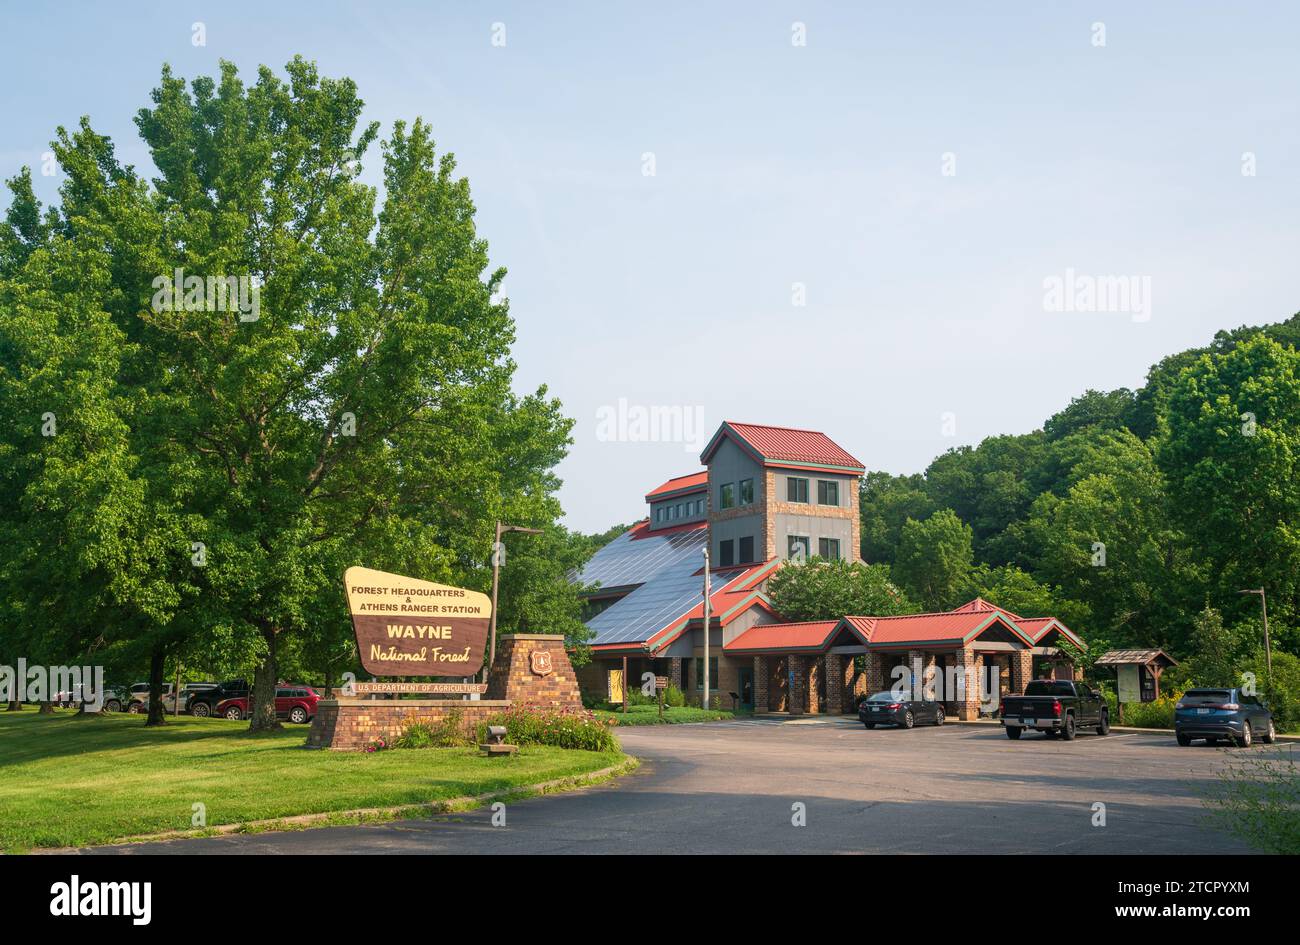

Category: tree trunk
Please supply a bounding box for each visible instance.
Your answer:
[38,701,55,714]
[249,628,281,732]
[146,643,167,726]
[5,700,20,712]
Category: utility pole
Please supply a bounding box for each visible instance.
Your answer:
[702,546,711,711]
[1238,588,1273,682]
[487,522,542,683]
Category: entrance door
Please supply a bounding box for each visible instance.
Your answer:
[737,667,754,709]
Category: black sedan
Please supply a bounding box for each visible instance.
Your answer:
[858,691,945,729]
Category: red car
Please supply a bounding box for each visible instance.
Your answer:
[217,685,320,723]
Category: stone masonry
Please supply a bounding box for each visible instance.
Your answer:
[486,633,583,709]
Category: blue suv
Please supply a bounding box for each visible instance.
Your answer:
[1175,688,1276,747]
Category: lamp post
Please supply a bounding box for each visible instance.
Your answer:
[702,546,711,711]
[487,522,542,681]
[1237,588,1273,681]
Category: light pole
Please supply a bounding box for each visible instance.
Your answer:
[487,522,542,680]
[701,546,711,711]
[1237,588,1273,681]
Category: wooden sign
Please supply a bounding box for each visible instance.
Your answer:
[530,650,554,676]
[353,682,488,695]
[344,566,492,678]
[654,676,669,690]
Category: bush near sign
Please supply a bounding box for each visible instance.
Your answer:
[343,566,492,677]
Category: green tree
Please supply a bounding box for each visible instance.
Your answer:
[892,509,974,611]
[1,58,576,731]
[765,558,915,622]
[1157,334,1300,630]
[858,471,935,564]
[1023,429,1199,651]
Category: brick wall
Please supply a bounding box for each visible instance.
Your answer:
[788,655,808,715]
[487,634,583,710]
[754,655,769,711]
[307,698,510,751]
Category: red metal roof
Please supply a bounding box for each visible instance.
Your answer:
[644,470,708,502]
[626,518,707,541]
[949,597,1022,620]
[847,609,1034,647]
[1015,616,1084,648]
[701,422,865,473]
[726,620,841,654]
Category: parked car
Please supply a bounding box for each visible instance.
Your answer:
[126,682,173,714]
[1000,679,1109,740]
[858,691,945,729]
[101,687,128,713]
[1174,688,1275,747]
[216,685,320,723]
[187,679,249,717]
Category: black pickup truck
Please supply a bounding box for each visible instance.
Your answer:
[1000,679,1110,740]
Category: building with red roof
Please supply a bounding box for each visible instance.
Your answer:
[572,420,1082,717]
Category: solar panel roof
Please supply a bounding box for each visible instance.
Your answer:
[571,522,706,591]
[585,551,707,646]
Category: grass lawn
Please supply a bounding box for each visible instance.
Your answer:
[0,708,626,851]
[593,704,745,726]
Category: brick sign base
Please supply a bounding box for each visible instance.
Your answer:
[306,633,582,750]
[306,698,510,751]
[486,634,583,710]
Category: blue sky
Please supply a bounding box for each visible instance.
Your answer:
[4,2,1298,531]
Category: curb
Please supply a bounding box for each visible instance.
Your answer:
[35,755,639,853]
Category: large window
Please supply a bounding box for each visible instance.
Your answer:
[739,535,754,563]
[818,537,841,560]
[787,477,809,503]
[718,539,735,567]
[817,480,839,506]
[719,482,735,510]
[788,535,810,561]
[695,657,719,690]
[739,478,754,505]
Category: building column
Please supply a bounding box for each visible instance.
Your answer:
[956,647,983,721]
[906,649,923,700]
[1012,649,1032,694]
[754,655,769,712]
[788,655,808,715]
[807,655,822,713]
[843,656,859,712]
[670,657,683,690]
[826,654,844,715]
[866,652,885,694]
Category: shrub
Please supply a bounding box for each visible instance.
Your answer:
[394,709,473,749]
[478,706,618,752]
[1204,751,1300,854]
[663,684,685,708]
[1122,692,1180,729]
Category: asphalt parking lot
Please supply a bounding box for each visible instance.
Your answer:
[79,717,1283,854]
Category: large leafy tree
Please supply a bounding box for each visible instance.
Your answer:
[1022,429,1199,651]
[1,58,578,729]
[892,509,974,611]
[766,558,915,622]
[1158,335,1300,629]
